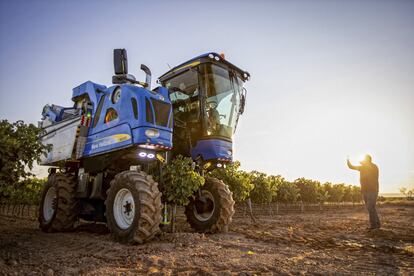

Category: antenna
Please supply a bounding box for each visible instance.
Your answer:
[166,63,171,69]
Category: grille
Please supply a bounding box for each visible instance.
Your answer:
[150,98,171,127]
[145,98,154,123]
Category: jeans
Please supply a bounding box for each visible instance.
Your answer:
[363,192,381,229]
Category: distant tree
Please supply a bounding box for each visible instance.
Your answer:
[400,187,414,200]
[210,161,254,202]
[318,188,330,203]
[2,177,46,205]
[377,195,386,202]
[0,120,49,199]
[321,182,333,202]
[342,185,354,202]
[323,182,346,202]
[408,189,414,200]
[294,178,323,203]
[267,174,283,201]
[351,185,362,203]
[250,171,275,203]
[274,179,300,203]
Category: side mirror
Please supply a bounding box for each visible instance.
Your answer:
[114,49,128,75]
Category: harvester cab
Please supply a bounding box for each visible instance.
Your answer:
[159,53,250,171]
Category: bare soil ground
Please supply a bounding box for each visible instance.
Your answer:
[1,205,413,275]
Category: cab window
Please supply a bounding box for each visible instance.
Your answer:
[93,96,105,128]
[104,108,118,123]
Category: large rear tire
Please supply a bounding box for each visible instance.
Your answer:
[185,177,235,233]
[38,173,78,232]
[105,170,162,244]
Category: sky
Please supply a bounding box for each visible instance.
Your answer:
[0,0,413,193]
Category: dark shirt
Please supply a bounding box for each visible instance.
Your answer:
[347,161,379,193]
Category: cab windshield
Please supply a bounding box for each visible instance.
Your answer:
[165,63,244,142]
[199,64,242,139]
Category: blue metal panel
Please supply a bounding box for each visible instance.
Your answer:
[81,83,173,158]
[89,85,172,133]
[132,127,172,149]
[90,86,134,135]
[83,123,133,157]
[72,81,107,112]
[153,86,169,100]
[190,139,233,161]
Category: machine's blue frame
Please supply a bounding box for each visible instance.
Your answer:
[64,52,248,163]
[191,139,233,162]
[72,81,173,158]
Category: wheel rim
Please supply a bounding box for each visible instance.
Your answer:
[113,188,135,230]
[43,186,56,222]
[193,190,215,222]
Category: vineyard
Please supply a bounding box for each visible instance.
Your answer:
[0,202,367,221]
[1,118,414,275]
[2,200,412,223]
[0,120,398,211]
[1,203,413,275]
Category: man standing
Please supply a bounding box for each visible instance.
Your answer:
[347,155,381,230]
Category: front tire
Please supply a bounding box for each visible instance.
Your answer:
[185,177,235,233]
[38,173,78,232]
[105,170,162,244]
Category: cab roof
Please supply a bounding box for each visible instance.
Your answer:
[158,52,250,83]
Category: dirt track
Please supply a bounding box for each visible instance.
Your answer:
[1,205,413,275]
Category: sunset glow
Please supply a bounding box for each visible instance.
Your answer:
[1,0,413,193]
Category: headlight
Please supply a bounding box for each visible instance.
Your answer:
[145,129,159,138]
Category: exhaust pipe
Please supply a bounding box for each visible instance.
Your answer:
[140,64,152,90]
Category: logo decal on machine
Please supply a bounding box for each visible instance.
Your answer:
[90,134,131,150]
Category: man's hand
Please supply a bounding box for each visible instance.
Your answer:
[347,157,359,170]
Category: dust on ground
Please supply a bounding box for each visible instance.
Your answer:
[1,205,413,275]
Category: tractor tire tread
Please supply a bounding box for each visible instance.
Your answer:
[39,173,78,232]
[105,170,162,244]
[185,176,235,233]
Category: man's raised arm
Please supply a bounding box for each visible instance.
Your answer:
[347,159,360,170]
